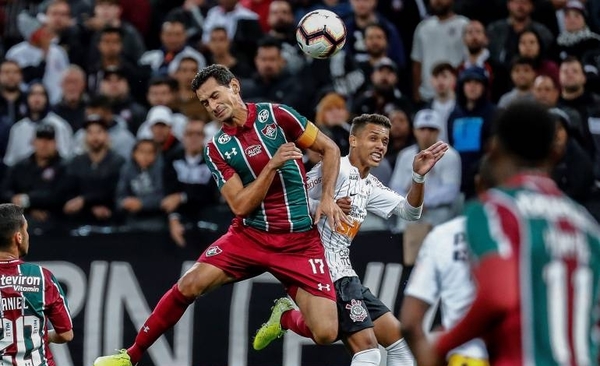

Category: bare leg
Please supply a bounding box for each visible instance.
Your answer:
[294,287,338,345]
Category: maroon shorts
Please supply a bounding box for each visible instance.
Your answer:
[199,218,335,301]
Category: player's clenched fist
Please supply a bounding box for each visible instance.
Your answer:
[268,142,303,169]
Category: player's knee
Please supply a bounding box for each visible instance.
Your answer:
[312,326,338,345]
[177,273,206,298]
[351,348,381,366]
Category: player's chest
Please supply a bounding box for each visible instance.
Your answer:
[216,127,284,174]
[343,172,372,217]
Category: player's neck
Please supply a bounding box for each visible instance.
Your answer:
[0,249,19,261]
[227,101,249,128]
[348,151,370,179]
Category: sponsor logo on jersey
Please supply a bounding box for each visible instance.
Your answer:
[205,246,222,257]
[245,144,262,157]
[261,123,278,140]
[218,134,231,144]
[345,299,368,322]
[306,176,322,190]
[0,275,41,292]
[258,109,269,123]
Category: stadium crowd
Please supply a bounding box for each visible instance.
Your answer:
[0,0,600,245]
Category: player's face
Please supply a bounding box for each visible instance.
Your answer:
[533,76,558,106]
[351,123,389,168]
[195,77,240,123]
[17,218,29,257]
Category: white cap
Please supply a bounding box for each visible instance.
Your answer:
[146,106,173,127]
[413,109,443,130]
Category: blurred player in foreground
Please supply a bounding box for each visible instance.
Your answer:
[254,113,448,366]
[403,101,600,365]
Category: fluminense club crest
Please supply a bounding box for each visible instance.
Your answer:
[261,123,278,140]
[345,299,368,322]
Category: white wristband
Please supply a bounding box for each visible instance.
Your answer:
[412,171,426,184]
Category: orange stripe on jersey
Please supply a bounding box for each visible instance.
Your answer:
[296,122,318,149]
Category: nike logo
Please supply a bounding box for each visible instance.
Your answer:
[349,193,357,197]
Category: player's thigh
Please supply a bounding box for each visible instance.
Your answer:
[372,312,402,347]
[177,262,235,298]
[295,286,337,340]
[341,328,379,355]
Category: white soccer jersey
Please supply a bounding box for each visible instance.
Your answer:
[404,216,488,359]
[306,156,420,281]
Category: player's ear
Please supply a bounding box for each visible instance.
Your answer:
[349,134,357,148]
[230,78,240,94]
[15,232,22,245]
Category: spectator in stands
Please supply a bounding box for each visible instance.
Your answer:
[98,67,147,135]
[549,108,594,204]
[4,82,73,167]
[517,27,559,84]
[144,106,183,160]
[385,107,414,168]
[344,0,406,71]
[240,0,272,33]
[557,1,600,61]
[296,0,352,23]
[458,20,509,103]
[42,0,86,67]
[533,74,585,143]
[241,37,312,116]
[165,0,207,47]
[116,139,165,230]
[86,26,148,104]
[352,57,412,116]
[390,109,461,229]
[486,0,554,65]
[170,56,210,122]
[356,23,390,89]
[61,115,125,225]
[201,0,260,46]
[53,65,88,132]
[140,19,206,77]
[447,66,496,199]
[83,0,145,64]
[411,0,468,103]
[137,77,188,140]
[266,0,305,75]
[498,56,537,107]
[427,62,457,142]
[6,12,70,105]
[73,95,135,160]
[557,56,600,177]
[314,92,351,155]
[0,123,65,228]
[0,61,28,163]
[162,119,219,247]
[206,27,254,79]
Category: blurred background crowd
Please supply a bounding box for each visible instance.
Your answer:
[0,0,599,246]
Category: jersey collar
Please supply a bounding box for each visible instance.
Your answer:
[221,103,257,136]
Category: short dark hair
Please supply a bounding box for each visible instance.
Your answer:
[351,114,392,135]
[0,204,24,248]
[257,36,282,51]
[87,95,112,110]
[99,25,123,39]
[191,64,236,92]
[149,76,179,92]
[364,23,389,39]
[493,101,555,166]
[561,55,584,69]
[510,55,536,70]
[431,62,456,77]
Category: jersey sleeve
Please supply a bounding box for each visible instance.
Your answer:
[43,269,72,333]
[204,142,236,190]
[404,234,440,304]
[366,176,405,218]
[273,104,319,149]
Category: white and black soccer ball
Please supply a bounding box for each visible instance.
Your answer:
[295,10,347,59]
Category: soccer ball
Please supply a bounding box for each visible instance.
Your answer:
[296,10,347,59]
